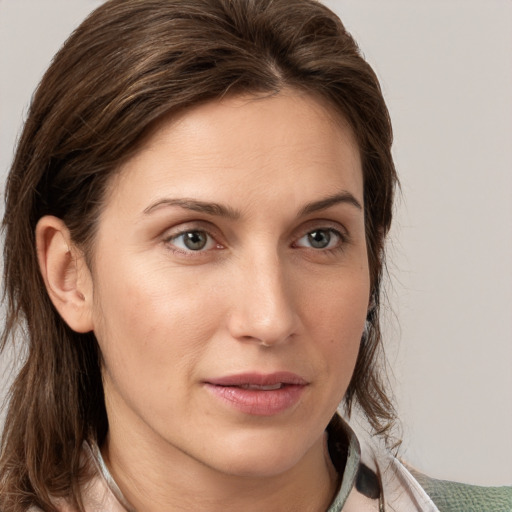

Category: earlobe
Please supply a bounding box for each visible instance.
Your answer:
[35,216,94,333]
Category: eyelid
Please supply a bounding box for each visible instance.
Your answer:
[294,228,344,248]
[167,230,216,251]
[161,221,225,255]
[293,218,349,239]
[290,218,351,254]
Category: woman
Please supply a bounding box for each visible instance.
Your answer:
[0,0,510,511]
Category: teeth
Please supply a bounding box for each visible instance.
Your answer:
[239,383,283,390]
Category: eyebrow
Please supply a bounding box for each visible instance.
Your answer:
[299,191,362,215]
[143,190,362,219]
[143,198,240,219]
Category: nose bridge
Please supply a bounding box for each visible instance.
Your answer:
[228,245,298,345]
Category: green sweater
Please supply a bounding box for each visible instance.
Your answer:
[412,472,512,512]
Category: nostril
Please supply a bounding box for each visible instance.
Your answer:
[227,270,300,345]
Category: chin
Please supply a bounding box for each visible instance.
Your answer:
[202,427,319,479]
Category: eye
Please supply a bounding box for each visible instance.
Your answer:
[295,228,342,250]
[166,230,217,252]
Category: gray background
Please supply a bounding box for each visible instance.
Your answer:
[1,0,511,486]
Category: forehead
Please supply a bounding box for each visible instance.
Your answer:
[104,90,363,214]
[146,90,358,160]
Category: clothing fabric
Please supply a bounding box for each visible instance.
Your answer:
[29,415,512,511]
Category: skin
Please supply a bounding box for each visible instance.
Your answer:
[38,91,370,511]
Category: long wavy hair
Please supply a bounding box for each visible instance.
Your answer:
[0,0,398,509]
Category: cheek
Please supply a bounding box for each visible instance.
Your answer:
[90,260,221,394]
[304,269,369,384]
[318,301,365,373]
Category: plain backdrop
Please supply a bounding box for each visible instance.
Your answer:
[1,0,511,487]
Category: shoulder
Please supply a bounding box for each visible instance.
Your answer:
[411,470,512,512]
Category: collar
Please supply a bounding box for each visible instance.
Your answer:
[82,414,438,512]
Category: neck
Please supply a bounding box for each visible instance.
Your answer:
[101,426,340,512]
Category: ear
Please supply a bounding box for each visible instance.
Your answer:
[36,215,94,333]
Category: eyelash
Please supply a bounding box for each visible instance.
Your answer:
[163,226,348,256]
[293,228,346,254]
[163,228,222,256]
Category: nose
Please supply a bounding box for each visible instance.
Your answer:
[227,251,300,347]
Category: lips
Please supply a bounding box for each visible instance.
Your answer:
[204,372,308,416]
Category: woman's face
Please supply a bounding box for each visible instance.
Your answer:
[89,91,370,477]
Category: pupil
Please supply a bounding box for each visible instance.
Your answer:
[308,230,330,249]
[184,231,207,250]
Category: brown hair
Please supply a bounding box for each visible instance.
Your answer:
[0,0,398,509]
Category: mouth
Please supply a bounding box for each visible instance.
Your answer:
[205,371,308,387]
[203,372,308,416]
[237,383,284,390]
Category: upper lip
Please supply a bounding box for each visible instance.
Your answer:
[205,372,308,387]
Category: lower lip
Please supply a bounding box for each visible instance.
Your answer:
[204,383,306,416]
